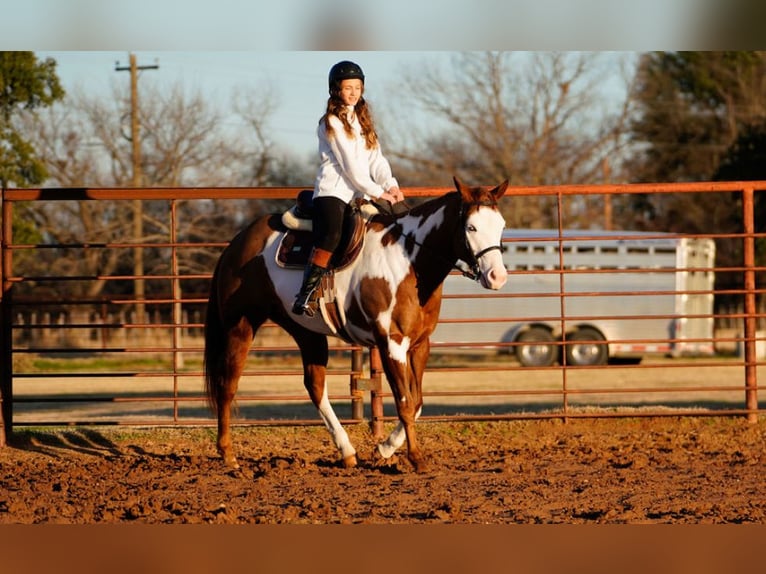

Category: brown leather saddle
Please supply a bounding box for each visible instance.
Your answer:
[276,190,367,271]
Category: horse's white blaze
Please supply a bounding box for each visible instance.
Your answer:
[387,335,410,365]
[317,384,356,460]
[377,406,422,459]
[466,207,507,290]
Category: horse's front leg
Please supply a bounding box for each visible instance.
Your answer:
[376,408,422,461]
[376,339,429,473]
[294,330,357,468]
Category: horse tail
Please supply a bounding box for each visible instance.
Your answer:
[203,257,226,413]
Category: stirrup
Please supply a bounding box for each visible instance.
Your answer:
[292,289,319,317]
[296,300,317,317]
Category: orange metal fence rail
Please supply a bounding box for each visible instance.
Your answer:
[0,182,763,446]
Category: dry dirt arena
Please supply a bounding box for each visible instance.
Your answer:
[1,415,765,525]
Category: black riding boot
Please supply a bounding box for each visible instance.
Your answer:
[292,263,326,316]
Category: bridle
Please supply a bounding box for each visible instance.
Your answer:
[453,199,504,281]
[456,242,503,282]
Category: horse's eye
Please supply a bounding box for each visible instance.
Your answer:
[466,224,477,233]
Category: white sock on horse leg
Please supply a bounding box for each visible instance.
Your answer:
[377,422,405,458]
[377,407,422,459]
[317,389,356,459]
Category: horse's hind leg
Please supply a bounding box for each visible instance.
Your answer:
[213,320,253,468]
[291,328,357,467]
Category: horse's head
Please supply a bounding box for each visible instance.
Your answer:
[454,176,508,290]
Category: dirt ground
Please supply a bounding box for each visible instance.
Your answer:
[1,415,765,524]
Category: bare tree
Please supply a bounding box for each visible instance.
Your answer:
[382,52,636,228]
[18,79,300,302]
[223,86,315,222]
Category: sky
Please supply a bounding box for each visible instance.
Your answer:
[4,1,724,51]
[37,51,641,163]
[6,1,751,167]
[36,51,453,160]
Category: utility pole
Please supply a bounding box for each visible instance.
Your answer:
[116,54,158,329]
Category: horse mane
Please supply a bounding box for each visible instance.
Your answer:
[376,190,461,223]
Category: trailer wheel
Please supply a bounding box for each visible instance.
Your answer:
[563,327,608,366]
[516,327,557,367]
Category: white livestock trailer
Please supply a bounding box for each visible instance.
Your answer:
[433,229,716,367]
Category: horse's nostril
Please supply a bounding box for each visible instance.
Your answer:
[490,268,507,286]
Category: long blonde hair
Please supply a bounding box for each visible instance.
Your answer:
[321,90,379,149]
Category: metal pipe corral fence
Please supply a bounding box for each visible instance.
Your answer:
[0,182,763,445]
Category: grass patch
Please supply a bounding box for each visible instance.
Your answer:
[27,356,200,373]
[16,349,361,373]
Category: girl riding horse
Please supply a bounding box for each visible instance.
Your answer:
[293,60,405,317]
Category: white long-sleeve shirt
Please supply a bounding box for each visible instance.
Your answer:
[313,105,399,203]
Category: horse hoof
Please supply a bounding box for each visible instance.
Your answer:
[376,441,397,460]
[409,456,429,474]
[370,446,387,465]
[223,456,240,469]
[342,454,358,468]
[369,448,401,471]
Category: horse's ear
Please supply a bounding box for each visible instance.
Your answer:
[454,176,473,203]
[492,180,509,200]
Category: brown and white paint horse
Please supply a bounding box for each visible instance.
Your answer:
[204,177,508,472]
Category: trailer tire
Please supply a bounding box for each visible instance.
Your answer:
[563,327,608,366]
[516,326,557,367]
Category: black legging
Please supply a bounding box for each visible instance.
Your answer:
[312,196,351,254]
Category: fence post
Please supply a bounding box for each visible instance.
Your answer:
[0,191,12,445]
[349,348,364,421]
[742,187,759,423]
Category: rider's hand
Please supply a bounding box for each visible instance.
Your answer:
[385,186,404,203]
[380,190,399,204]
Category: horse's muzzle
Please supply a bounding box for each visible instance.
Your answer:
[480,265,508,290]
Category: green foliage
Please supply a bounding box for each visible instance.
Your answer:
[0,126,49,185]
[622,51,766,237]
[714,121,766,266]
[658,52,761,108]
[0,52,64,119]
[9,202,42,244]
[0,51,64,187]
[624,51,766,306]
[714,121,766,182]
[628,51,766,184]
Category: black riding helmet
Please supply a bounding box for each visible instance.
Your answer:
[328,60,365,94]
